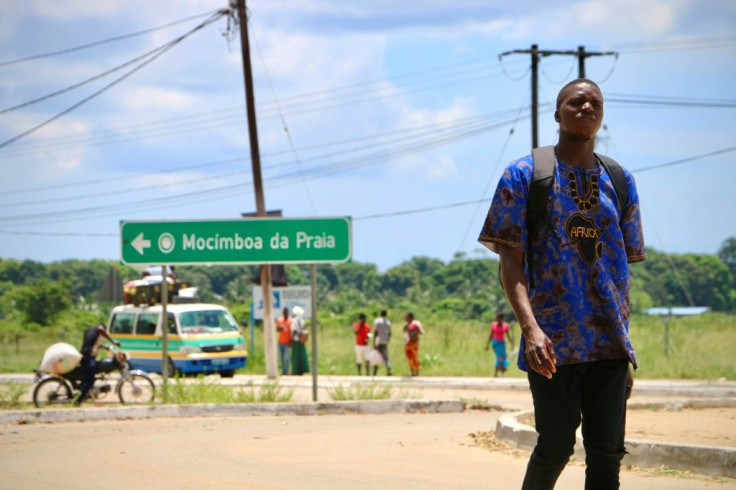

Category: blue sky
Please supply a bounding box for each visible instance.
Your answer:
[0,0,735,271]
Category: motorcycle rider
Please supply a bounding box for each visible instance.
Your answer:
[75,323,120,406]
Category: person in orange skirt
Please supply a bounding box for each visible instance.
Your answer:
[402,312,425,376]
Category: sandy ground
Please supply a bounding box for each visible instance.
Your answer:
[1,410,734,490]
[1,381,734,489]
[288,384,736,448]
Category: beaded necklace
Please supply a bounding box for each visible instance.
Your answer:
[566,163,600,211]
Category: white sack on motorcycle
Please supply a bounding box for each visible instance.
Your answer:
[39,343,83,374]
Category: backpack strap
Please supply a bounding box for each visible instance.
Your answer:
[529,146,556,224]
[525,146,557,289]
[595,152,629,220]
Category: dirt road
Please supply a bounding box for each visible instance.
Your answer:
[1,409,734,489]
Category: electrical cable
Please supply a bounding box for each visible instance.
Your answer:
[613,35,736,54]
[0,64,510,158]
[1,38,189,115]
[1,139,731,236]
[595,53,619,84]
[498,53,531,82]
[249,15,316,214]
[541,59,575,85]
[631,146,736,174]
[0,157,244,195]
[1,106,524,197]
[455,88,530,251]
[0,110,530,225]
[355,199,487,221]
[0,9,227,67]
[0,10,227,150]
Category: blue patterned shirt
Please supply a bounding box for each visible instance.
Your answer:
[478,153,646,371]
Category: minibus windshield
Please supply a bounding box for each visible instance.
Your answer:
[178,309,239,334]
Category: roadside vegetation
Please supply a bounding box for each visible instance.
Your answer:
[167,376,294,404]
[1,238,735,380]
[1,312,733,380]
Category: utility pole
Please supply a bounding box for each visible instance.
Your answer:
[531,44,539,149]
[235,0,278,379]
[500,44,617,150]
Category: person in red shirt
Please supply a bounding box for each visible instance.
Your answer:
[352,313,371,375]
[276,308,291,375]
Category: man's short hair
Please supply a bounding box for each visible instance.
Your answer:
[556,78,602,110]
[380,310,387,316]
[359,313,366,320]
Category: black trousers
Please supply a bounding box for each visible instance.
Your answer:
[521,359,629,490]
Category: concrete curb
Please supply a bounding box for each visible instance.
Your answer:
[494,401,736,478]
[4,374,736,397]
[0,399,464,425]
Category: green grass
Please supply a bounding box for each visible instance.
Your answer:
[2,313,734,380]
[0,382,26,409]
[326,382,417,401]
[166,376,294,404]
[629,313,736,380]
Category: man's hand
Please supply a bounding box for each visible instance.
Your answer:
[523,326,556,379]
[626,365,634,400]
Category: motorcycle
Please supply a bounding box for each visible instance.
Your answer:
[33,343,156,407]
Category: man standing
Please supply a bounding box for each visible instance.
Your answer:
[352,313,371,375]
[76,323,120,406]
[372,310,392,376]
[276,307,291,376]
[478,79,646,489]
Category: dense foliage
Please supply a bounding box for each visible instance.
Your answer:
[0,238,735,333]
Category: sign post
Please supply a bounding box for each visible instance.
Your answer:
[120,217,351,398]
[120,217,351,265]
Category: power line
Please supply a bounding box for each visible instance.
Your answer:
[0,157,244,195]
[0,9,226,67]
[1,106,525,196]
[613,35,736,54]
[1,37,195,115]
[631,146,736,174]
[608,97,736,109]
[249,15,316,214]
[0,111,526,225]
[0,10,227,150]
[1,142,732,235]
[0,56,528,158]
[355,199,487,221]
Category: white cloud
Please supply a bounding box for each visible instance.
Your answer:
[387,97,476,179]
[119,86,195,112]
[398,96,476,129]
[30,0,123,20]
[249,28,387,93]
[51,149,84,171]
[547,0,685,39]
[426,154,459,179]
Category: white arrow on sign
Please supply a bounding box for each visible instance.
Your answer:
[131,233,151,255]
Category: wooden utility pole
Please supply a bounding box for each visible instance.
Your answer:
[500,44,617,150]
[236,0,278,379]
[531,44,539,149]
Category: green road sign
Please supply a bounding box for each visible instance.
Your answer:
[120,217,352,265]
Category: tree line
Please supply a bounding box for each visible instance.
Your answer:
[1,237,735,329]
